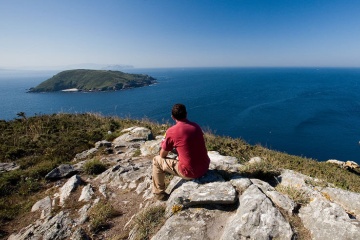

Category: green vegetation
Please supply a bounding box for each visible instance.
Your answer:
[83,159,107,175]
[1,112,360,229]
[28,69,156,92]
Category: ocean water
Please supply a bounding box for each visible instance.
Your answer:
[1,67,360,163]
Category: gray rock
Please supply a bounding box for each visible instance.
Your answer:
[152,207,232,240]
[59,175,83,205]
[276,169,323,199]
[8,211,74,240]
[95,140,112,148]
[45,164,77,180]
[266,191,296,216]
[208,151,243,172]
[95,161,152,191]
[229,176,252,193]
[78,184,94,202]
[166,173,236,216]
[220,184,294,240]
[74,148,98,161]
[115,127,153,142]
[31,196,52,219]
[299,197,360,240]
[321,187,360,217]
[248,156,263,164]
[140,138,162,156]
[0,162,19,173]
[76,204,91,224]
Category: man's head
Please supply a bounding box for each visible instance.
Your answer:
[171,103,187,120]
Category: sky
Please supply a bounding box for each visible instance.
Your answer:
[1,0,360,69]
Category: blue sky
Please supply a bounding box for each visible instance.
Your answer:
[1,0,360,68]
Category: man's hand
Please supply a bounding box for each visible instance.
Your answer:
[160,148,169,158]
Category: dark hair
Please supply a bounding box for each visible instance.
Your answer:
[172,103,187,120]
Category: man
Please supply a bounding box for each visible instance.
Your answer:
[152,103,210,200]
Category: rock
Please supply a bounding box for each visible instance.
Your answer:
[59,175,83,205]
[31,196,52,219]
[152,207,232,240]
[276,169,323,199]
[70,228,90,240]
[345,160,359,169]
[0,162,19,173]
[220,184,294,240]
[208,151,243,172]
[248,156,263,164]
[299,198,360,240]
[321,187,360,217]
[45,164,77,180]
[140,138,162,156]
[251,179,296,215]
[229,175,253,193]
[95,140,112,148]
[74,148,98,161]
[327,159,345,167]
[76,204,91,224]
[166,171,236,216]
[78,184,94,202]
[95,161,152,191]
[115,127,153,142]
[8,211,74,240]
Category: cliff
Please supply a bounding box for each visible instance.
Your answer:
[28,69,156,92]
[3,126,360,240]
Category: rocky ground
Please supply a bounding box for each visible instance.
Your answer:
[3,126,360,240]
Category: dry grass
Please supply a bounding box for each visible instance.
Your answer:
[132,205,166,240]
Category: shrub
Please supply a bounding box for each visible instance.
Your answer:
[83,159,107,175]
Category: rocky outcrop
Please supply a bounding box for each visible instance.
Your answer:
[8,126,360,240]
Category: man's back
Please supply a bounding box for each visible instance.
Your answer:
[162,119,210,178]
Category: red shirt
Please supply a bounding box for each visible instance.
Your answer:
[161,119,210,178]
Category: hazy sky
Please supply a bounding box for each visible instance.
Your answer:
[1,0,360,68]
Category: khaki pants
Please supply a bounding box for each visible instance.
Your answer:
[152,155,193,194]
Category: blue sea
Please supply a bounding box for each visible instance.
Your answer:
[1,67,360,163]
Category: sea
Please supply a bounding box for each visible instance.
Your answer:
[1,67,360,164]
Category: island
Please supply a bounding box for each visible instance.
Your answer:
[28,69,157,92]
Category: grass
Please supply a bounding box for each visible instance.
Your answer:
[132,205,166,240]
[83,159,107,175]
[89,200,120,233]
[275,185,310,206]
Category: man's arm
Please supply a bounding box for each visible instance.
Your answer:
[160,148,169,158]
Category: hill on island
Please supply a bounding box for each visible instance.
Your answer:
[28,69,156,92]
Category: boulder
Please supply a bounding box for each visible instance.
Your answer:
[59,175,83,205]
[208,151,243,172]
[299,198,360,240]
[321,187,360,217]
[45,164,77,180]
[115,127,153,142]
[8,211,74,240]
[165,171,236,216]
[152,207,232,240]
[78,184,94,202]
[31,196,52,219]
[220,184,294,240]
[140,138,162,156]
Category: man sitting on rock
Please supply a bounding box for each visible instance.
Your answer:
[152,103,210,200]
